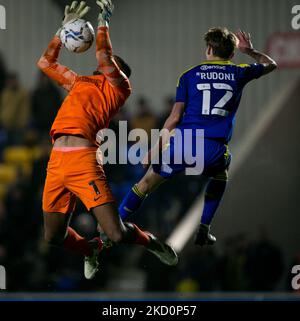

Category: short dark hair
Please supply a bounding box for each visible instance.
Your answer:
[204,27,238,59]
[113,55,132,78]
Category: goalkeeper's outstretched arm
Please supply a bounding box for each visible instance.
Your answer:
[96,0,129,88]
[37,1,91,91]
[37,35,77,92]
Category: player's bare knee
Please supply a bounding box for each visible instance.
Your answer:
[44,230,65,246]
[106,229,124,244]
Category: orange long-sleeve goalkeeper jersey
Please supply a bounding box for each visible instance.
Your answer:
[37,26,131,145]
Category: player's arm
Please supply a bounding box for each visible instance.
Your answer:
[158,102,185,156]
[153,102,185,151]
[37,35,77,91]
[236,30,277,75]
[141,102,185,167]
[96,0,129,88]
[161,102,185,136]
[142,74,187,167]
[37,1,90,91]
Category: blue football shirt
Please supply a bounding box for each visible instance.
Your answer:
[175,60,264,143]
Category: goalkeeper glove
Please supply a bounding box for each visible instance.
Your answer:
[56,1,91,36]
[96,0,114,27]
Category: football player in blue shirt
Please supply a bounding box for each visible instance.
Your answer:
[119,28,277,246]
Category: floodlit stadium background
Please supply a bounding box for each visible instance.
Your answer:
[0,0,299,299]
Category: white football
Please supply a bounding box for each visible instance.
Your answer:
[60,18,95,53]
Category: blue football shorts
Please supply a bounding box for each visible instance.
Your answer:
[152,127,231,178]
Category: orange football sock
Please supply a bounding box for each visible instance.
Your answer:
[130,223,151,247]
[64,227,101,257]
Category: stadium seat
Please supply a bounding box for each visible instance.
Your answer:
[0,183,7,200]
[31,146,43,160]
[0,163,18,184]
[3,146,34,164]
[3,146,35,176]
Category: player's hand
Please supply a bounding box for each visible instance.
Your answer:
[236,30,254,54]
[63,1,90,25]
[96,0,114,27]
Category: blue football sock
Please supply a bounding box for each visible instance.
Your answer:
[119,184,147,220]
[201,176,227,226]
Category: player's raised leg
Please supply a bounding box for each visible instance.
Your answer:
[44,212,72,247]
[119,167,166,220]
[92,202,178,267]
[119,103,185,220]
[195,170,228,246]
[44,211,103,279]
[42,147,105,280]
[43,211,100,257]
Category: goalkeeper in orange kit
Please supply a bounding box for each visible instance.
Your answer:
[38,0,178,280]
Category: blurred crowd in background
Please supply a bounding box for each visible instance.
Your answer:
[0,51,298,293]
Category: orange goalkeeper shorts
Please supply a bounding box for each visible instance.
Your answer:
[42,147,114,214]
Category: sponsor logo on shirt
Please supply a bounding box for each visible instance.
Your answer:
[200,65,226,71]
